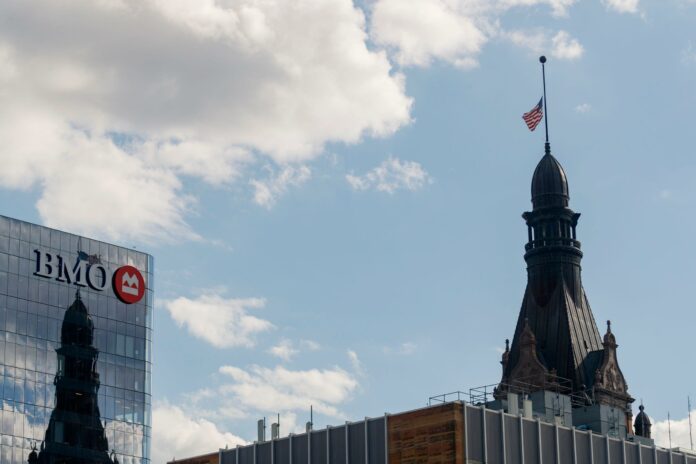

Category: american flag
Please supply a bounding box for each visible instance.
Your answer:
[522,98,544,131]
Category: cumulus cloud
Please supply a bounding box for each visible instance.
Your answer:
[652,411,696,449]
[370,0,581,69]
[219,364,358,418]
[0,0,412,242]
[603,0,640,14]
[268,339,299,361]
[551,31,584,60]
[251,165,312,209]
[370,0,487,68]
[268,339,320,361]
[503,29,584,61]
[346,157,432,194]
[575,103,592,113]
[152,403,246,463]
[162,293,273,348]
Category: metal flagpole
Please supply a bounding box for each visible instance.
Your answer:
[540,56,550,152]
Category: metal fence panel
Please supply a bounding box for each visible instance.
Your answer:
[608,438,622,463]
[592,435,607,463]
[311,430,327,464]
[221,448,237,464]
[329,426,346,464]
[258,442,272,464]
[485,410,503,464]
[348,422,365,464]
[504,415,522,464]
[640,446,656,464]
[657,449,670,464]
[466,406,484,462]
[575,431,592,464]
[522,420,539,464]
[292,435,309,464]
[276,438,290,464]
[625,442,639,464]
[239,445,254,464]
[367,418,386,464]
[558,426,574,464]
[540,422,556,464]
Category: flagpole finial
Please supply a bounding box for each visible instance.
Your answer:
[539,56,547,64]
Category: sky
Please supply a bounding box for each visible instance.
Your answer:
[2,0,696,461]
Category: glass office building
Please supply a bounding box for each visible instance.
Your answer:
[0,215,152,464]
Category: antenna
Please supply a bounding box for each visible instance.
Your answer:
[257,418,266,442]
[306,405,314,433]
[689,396,694,450]
[668,412,672,449]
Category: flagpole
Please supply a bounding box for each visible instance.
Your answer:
[540,56,550,152]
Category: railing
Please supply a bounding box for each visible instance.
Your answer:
[525,238,581,250]
[430,373,592,408]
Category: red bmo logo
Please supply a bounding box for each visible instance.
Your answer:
[113,265,145,304]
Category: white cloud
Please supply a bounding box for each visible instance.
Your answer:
[347,349,365,376]
[551,31,584,60]
[503,29,549,54]
[0,0,412,241]
[500,0,577,16]
[346,157,432,194]
[268,339,321,361]
[251,165,312,209]
[503,29,584,62]
[603,0,640,14]
[575,103,592,113]
[162,293,273,348]
[268,339,299,361]
[152,403,246,463]
[301,339,321,351]
[652,411,696,449]
[370,0,487,68]
[219,364,358,418]
[370,0,580,69]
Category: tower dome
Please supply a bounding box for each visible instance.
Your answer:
[531,149,569,209]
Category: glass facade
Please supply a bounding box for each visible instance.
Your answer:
[0,215,152,464]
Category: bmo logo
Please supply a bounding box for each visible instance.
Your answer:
[113,265,145,304]
[34,250,146,304]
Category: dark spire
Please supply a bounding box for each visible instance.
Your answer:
[500,137,633,414]
[634,405,652,438]
[34,292,115,464]
[603,320,616,346]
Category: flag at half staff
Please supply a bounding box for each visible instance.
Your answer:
[523,98,544,131]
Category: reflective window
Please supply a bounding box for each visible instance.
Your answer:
[0,215,152,464]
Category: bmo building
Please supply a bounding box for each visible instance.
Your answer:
[0,215,152,464]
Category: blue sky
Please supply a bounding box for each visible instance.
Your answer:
[1,0,696,461]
